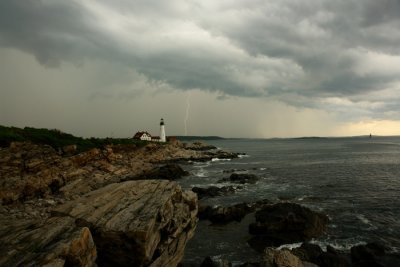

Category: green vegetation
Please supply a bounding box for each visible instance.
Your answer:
[0,125,145,152]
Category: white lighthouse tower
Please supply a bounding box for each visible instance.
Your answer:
[160,118,166,142]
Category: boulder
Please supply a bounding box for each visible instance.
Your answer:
[53,180,198,267]
[0,216,96,266]
[292,242,400,267]
[192,185,237,199]
[219,173,260,184]
[198,199,270,223]
[200,256,232,267]
[351,242,389,267]
[292,243,324,263]
[199,203,255,224]
[262,248,305,267]
[316,251,350,267]
[248,203,328,251]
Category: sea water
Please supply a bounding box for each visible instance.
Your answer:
[178,137,400,265]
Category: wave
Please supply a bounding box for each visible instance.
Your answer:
[356,214,377,230]
[311,239,367,252]
[194,170,208,177]
[356,214,370,225]
[212,158,232,162]
[193,161,211,168]
[277,242,303,250]
[279,238,369,252]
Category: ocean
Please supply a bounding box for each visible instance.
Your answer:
[177,137,400,265]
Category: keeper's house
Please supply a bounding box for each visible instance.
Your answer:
[133,131,152,141]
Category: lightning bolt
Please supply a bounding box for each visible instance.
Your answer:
[184,92,191,136]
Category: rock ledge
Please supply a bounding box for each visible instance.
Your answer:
[54,180,198,267]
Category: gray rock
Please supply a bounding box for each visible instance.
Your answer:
[350,242,397,267]
[219,173,260,184]
[192,185,237,199]
[0,216,96,267]
[248,203,328,251]
[199,203,254,223]
[131,164,189,180]
[200,256,232,267]
[53,180,198,267]
[262,248,304,267]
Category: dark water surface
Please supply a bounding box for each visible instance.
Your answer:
[178,137,400,265]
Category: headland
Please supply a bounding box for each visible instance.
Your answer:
[0,126,238,266]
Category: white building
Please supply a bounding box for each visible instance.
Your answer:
[133,131,152,141]
[133,118,167,142]
[160,118,166,142]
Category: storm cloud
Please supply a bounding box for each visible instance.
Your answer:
[1,0,400,137]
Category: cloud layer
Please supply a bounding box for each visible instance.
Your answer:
[1,0,400,136]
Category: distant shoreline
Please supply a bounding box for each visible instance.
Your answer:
[1,125,399,146]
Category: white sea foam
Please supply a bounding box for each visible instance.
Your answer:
[194,170,208,177]
[211,158,231,162]
[193,162,211,168]
[258,239,369,254]
[238,154,250,158]
[276,184,289,192]
[356,214,377,230]
[356,214,370,225]
[277,242,302,250]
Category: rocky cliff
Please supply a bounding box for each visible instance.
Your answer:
[0,216,96,266]
[0,141,225,266]
[1,180,198,267]
[53,180,198,267]
[0,141,237,204]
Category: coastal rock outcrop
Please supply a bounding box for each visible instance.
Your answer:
[204,248,318,267]
[350,242,400,267]
[0,141,216,204]
[200,256,232,267]
[199,203,254,223]
[292,243,350,267]
[291,242,400,267]
[263,248,307,267]
[0,216,96,266]
[53,180,198,267]
[219,173,260,184]
[0,142,65,203]
[198,199,270,223]
[192,185,237,199]
[0,140,243,266]
[0,142,133,203]
[248,203,328,251]
[291,243,324,263]
[131,163,189,180]
[185,142,217,151]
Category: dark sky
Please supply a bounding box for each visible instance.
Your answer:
[1,1,400,137]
